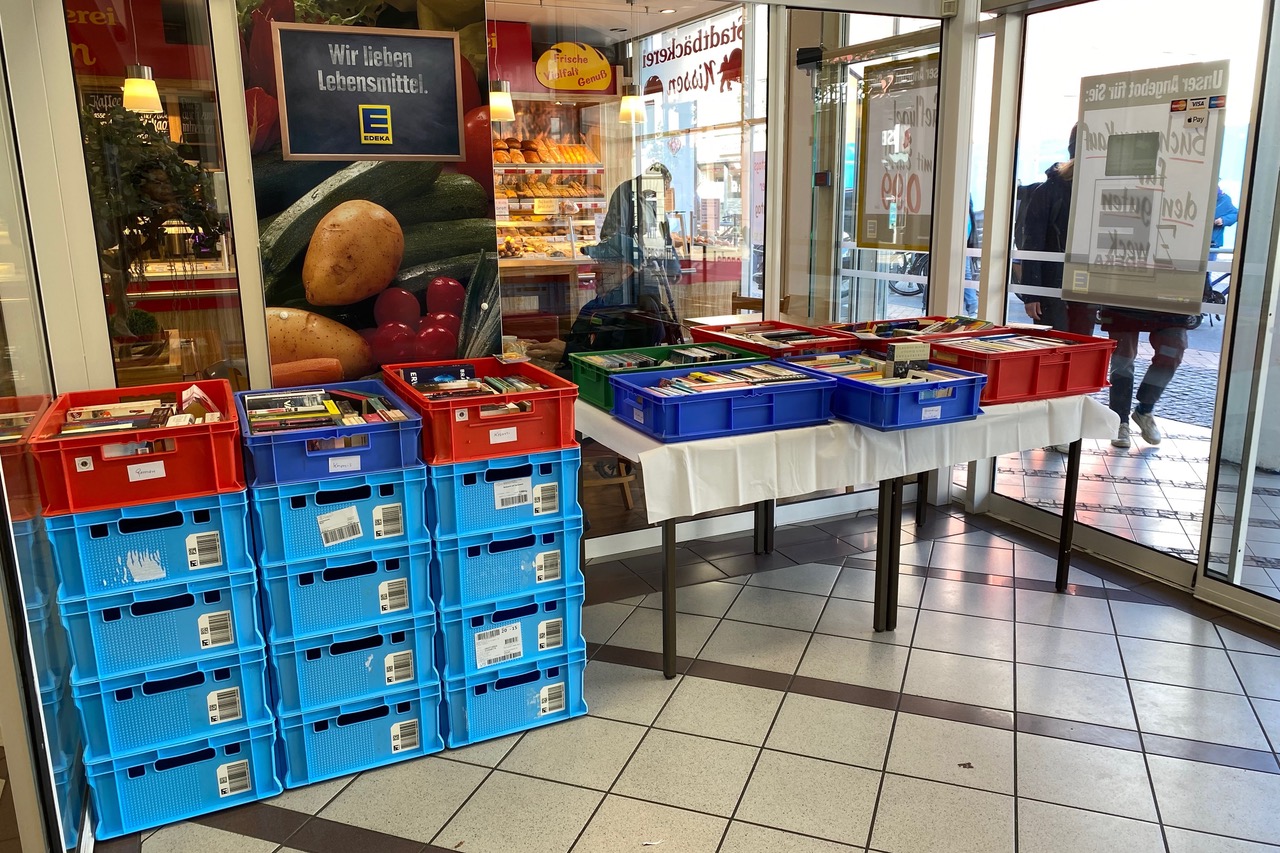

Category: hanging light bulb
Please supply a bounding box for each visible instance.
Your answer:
[619,84,644,124]
[489,79,515,122]
[122,64,163,113]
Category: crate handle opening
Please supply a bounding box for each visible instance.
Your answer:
[155,746,216,772]
[492,601,539,623]
[143,670,205,696]
[114,687,134,702]
[117,510,184,535]
[485,463,533,483]
[337,704,390,727]
[466,545,481,558]
[127,765,146,779]
[213,667,231,681]
[305,648,322,661]
[330,633,384,656]
[193,509,212,524]
[305,434,371,456]
[477,400,535,419]
[322,561,378,583]
[390,630,405,644]
[130,592,195,617]
[541,600,561,614]
[225,742,242,755]
[489,533,536,554]
[315,485,372,506]
[494,668,542,690]
[101,438,177,460]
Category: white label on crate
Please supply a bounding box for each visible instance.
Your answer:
[535,550,562,583]
[540,682,566,715]
[186,532,223,570]
[533,483,559,515]
[198,611,234,649]
[921,405,943,421]
[74,456,94,473]
[633,407,644,425]
[207,687,243,725]
[127,461,166,483]
[217,760,251,797]
[455,409,469,422]
[474,623,523,669]
[328,455,361,474]
[317,506,362,547]
[538,618,564,651]
[489,427,518,445]
[372,503,404,539]
[385,650,414,685]
[391,720,419,753]
[379,579,409,613]
[494,478,532,510]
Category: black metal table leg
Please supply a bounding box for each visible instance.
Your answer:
[915,472,928,528]
[662,518,678,679]
[753,500,776,554]
[874,477,904,632]
[1056,438,1083,591]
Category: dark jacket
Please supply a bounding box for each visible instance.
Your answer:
[1017,161,1073,301]
[562,272,681,361]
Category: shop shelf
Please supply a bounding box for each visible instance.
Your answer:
[60,568,262,681]
[30,380,244,516]
[784,351,987,431]
[927,330,1117,405]
[442,649,585,748]
[277,685,443,788]
[258,541,431,642]
[609,366,836,442]
[438,585,584,680]
[86,721,280,839]
[73,646,271,762]
[269,613,437,716]
[235,380,423,486]
[248,467,428,566]
[688,320,859,357]
[432,520,583,611]
[47,491,253,600]
[570,343,764,410]
[426,448,581,539]
[382,358,577,464]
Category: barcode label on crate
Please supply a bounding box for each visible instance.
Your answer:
[533,483,559,515]
[538,618,564,651]
[186,532,223,570]
[385,650,414,684]
[317,506,363,547]
[921,405,942,421]
[207,687,243,724]
[540,682,566,715]
[475,623,523,669]
[328,455,361,474]
[127,461,166,483]
[379,579,409,613]
[372,503,403,539]
[391,719,419,753]
[490,427,518,444]
[217,760,250,797]
[198,611,233,649]
[535,550,562,583]
[494,477,532,510]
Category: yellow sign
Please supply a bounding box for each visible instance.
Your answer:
[359,104,393,145]
[535,42,613,92]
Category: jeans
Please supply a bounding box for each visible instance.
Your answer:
[963,287,978,317]
[1106,324,1188,419]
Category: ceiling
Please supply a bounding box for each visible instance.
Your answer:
[488,0,735,48]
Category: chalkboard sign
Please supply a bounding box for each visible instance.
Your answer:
[178,95,220,167]
[272,22,465,161]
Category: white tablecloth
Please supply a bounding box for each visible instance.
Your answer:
[576,396,1119,524]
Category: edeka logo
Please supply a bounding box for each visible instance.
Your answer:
[359,104,393,144]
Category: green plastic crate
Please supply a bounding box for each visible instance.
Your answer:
[569,344,765,410]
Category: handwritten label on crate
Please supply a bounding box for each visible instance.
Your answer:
[535,550,562,583]
[207,687,243,725]
[198,611,234,649]
[217,760,251,797]
[186,532,223,570]
[475,623,523,668]
[127,461,167,482]
[489,426,518,445]
[493,478,532,510]
[328,455,361,474]
[921,405,942,421]
[317,506,362,547]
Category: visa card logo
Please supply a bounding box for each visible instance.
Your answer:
[359,105,393,144]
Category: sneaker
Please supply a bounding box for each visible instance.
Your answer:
[1131,411,1162,445]
[1111,423,1131,449]
[1045,444,1071,454]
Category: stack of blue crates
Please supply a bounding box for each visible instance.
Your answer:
[237,381,444,787]
[46,485,280,838]
[426,440,588,747]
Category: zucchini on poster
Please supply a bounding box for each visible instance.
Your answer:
[238,0,499,386]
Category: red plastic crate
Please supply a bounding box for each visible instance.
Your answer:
[689,321,859,356]
[30,380,245,516]
[382,358,577,464]
[0,395,51,522]
[927,331,1116,405]
[823,318,1007,353]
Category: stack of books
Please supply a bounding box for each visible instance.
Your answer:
[790,353,972,387]
[399,364,548,402]
[243,388,407,435]
[939,334,1070,354]
[580,345,743,371]
[0,411,38,444]
[60,385,224,435]
[715,325,850,350]
[650,364,814,397]
[847,316,995,340]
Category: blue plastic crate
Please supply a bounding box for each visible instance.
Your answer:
[250,467,428,566]
[59,568,262,681]
[86,720,280,839]
[442,650,586,748]
[784,350,987,431]
[54,741,85,849]
[41,672,79,774]
[433,520,584,611]
[427,449,581,539]
[258,541,431,642]
[235,380,423,486]
[277,685,443,788]
[608,366,836,442]
[439,585,584,680]
[27,596,69,694]
[72,646,271,762]
[46,491,253,600]
[269,613,437,716]
[15,517,55,610]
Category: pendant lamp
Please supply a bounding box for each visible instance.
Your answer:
[123,64,163,113]
[490,79,515,122]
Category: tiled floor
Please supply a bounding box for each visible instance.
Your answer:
[94,506,1280,853]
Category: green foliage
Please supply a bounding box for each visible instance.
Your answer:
[236,0,385,28]
[125,308,161,337]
